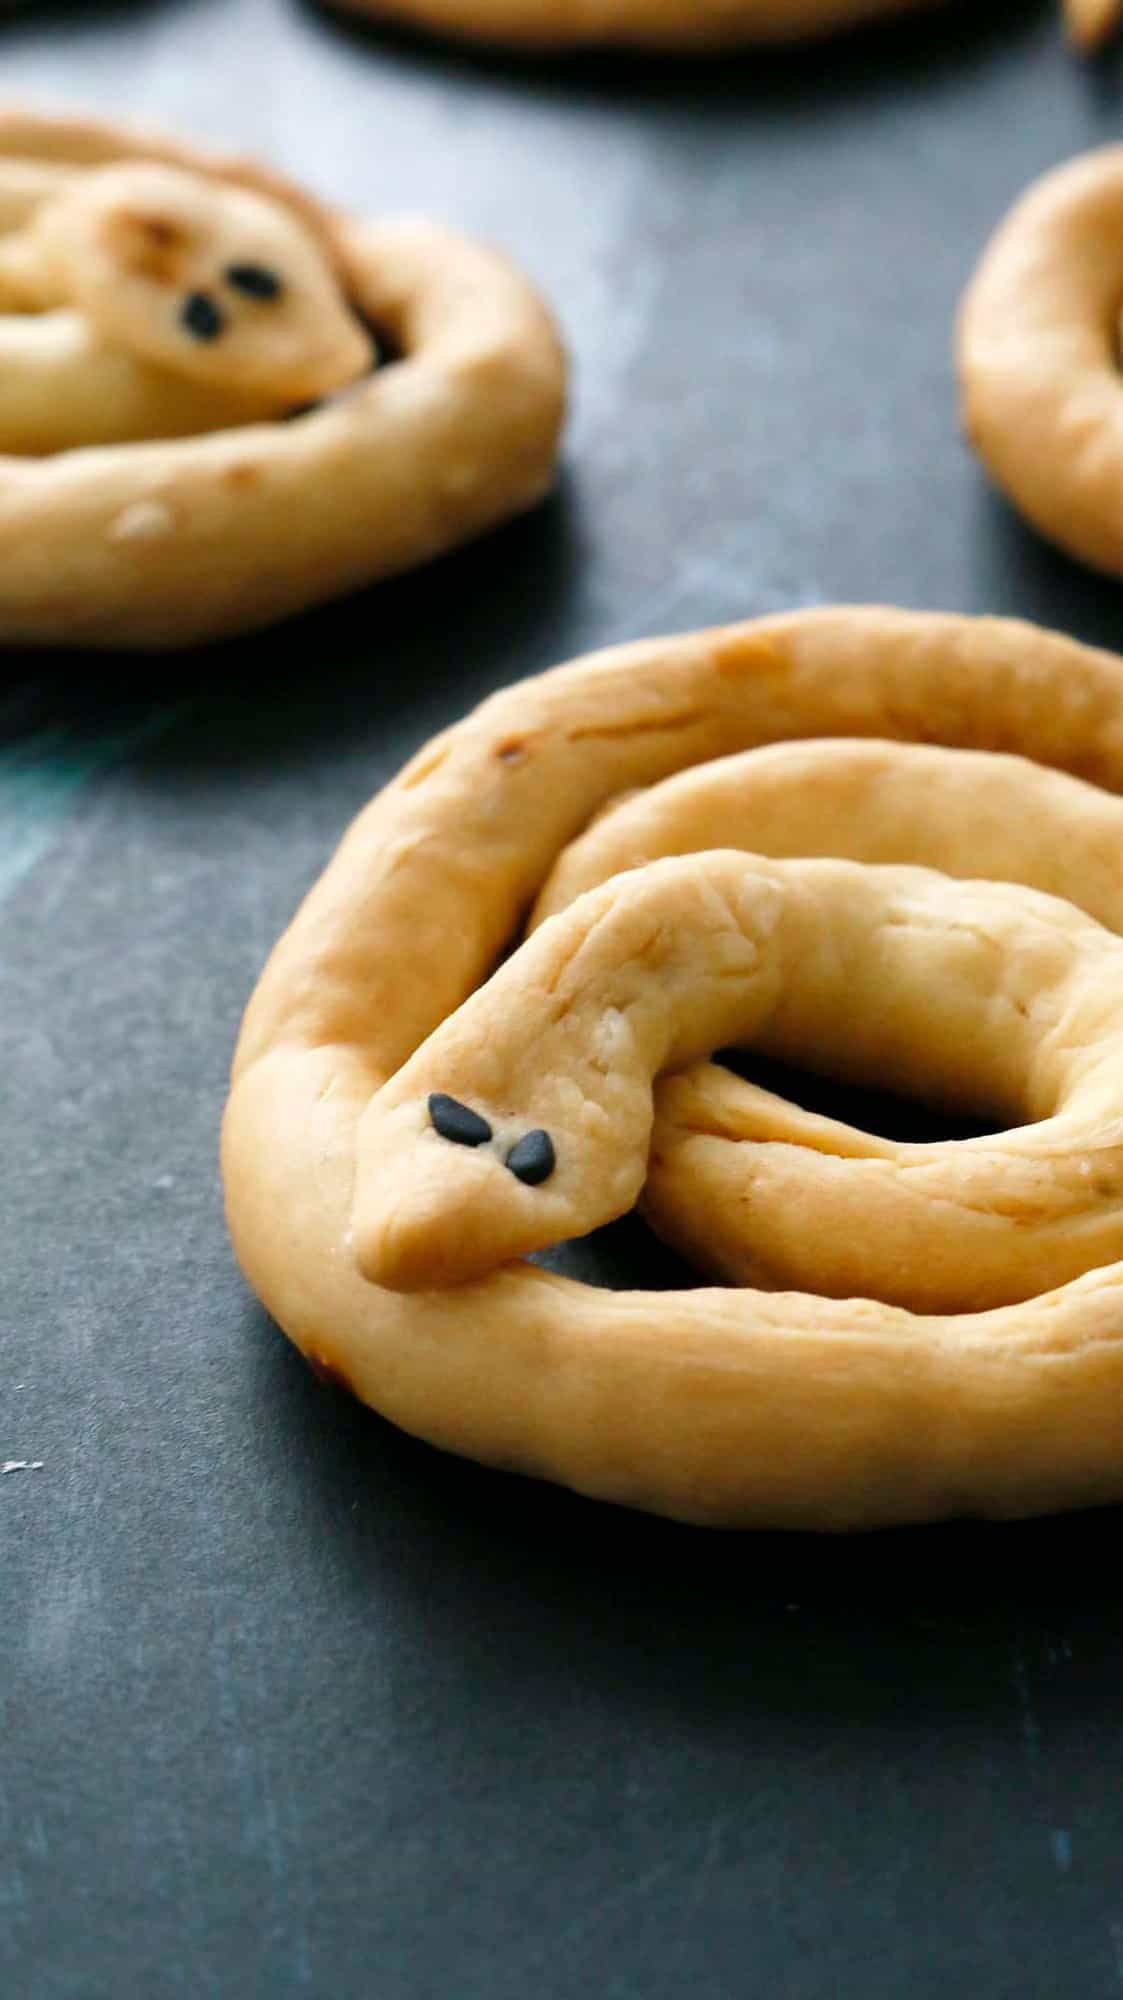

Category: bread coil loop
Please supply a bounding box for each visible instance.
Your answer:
[0,107,565,647]
[959,146,1123,578]
[224,610,1123,1531]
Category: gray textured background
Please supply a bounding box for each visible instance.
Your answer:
[4,1,1123,1993]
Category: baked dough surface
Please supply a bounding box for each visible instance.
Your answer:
[959,146,1123,578]
[223,607,1123,1530]
[326,0,931,48]
[0,107,566,647]
[324,0,1120,51]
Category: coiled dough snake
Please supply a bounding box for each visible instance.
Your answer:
[224,607,1123,1530]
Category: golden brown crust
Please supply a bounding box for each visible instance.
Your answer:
[224,607,1123,1531]
[958,147,1123,578]
[324,0,932,48]
[0,104,332,234]
[0,108,566,647]
[1063,0,1123,49]
[323,0,1115,49]
[531,739,1123,1309]
[355,853,1123,1307]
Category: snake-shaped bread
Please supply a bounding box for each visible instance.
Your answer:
[0,107,565,647]
[960,146,1123,580]
[224,607,1123,1531]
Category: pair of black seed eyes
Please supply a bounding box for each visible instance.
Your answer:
[428,1093,556,1187]
[179,263,284,342]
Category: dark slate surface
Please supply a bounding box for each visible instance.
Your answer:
[5,2,1123,1993]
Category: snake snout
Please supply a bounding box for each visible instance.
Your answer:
[354,1148,556,1292]
[353,1095,572,1292]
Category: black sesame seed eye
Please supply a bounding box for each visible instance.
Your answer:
[225,262,283,301]
[180,290,224,341]
[428,1093,492,1148]
[505,1130,555,1186]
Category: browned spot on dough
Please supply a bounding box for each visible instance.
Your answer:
[223,463,262,490]
[566,709,706,746]
[495,733,537,763]
[400,742,450,789]
[142,216,182,246]
[105,209,191,285]
[711,633,782,680]
[307,1352,355,1397]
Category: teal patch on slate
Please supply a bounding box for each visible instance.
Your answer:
[0,705,186,907]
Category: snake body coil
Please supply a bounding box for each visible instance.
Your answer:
[224,610,1123,1530]
[0,108,565,647]
[960,147,1123,580]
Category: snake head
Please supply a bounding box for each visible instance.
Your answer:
[351,993,656,1292]
[349,857,778,1292]
[32,162,374,405]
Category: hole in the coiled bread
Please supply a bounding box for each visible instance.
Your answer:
[532,1210,698,1293]
[716,1050,1016,1144]
[528,1057,1020,1296]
